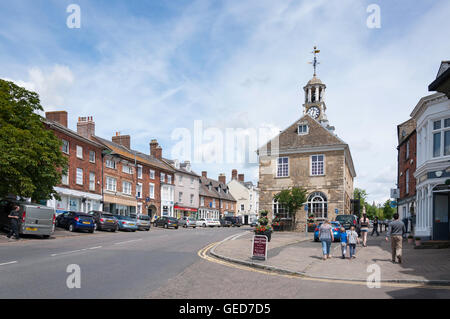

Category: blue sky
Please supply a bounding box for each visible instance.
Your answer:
[1,0,449,203]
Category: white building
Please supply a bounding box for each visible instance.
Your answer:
[411,92,450,240]
[227,170,259,225]
[160,172,174,217]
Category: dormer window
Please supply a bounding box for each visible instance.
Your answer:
[298,124,309,135]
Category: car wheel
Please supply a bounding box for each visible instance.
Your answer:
[164,224,168,229]
[175,226,179,230]
[203,223,206,228]
[69,224,75,232]
[94,223,98,231]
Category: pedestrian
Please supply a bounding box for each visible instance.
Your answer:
[347,225,359,259]
[386,213,406,264]
[319,220,334,260]
[7,204,21,240]
[359,213,370,247]
[371,217,380,236]
[339,226,348,259]
[402,217,409,238]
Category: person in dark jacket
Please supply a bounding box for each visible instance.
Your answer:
[371,217,379,236]
[7,205,21,240]
[386,213,406,264]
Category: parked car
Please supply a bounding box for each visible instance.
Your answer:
[0,199,55,238]
[224,216,242,227]
[196,218,220,227]
[219,218,232,227]
[113,215,138,232]
[178,216,197,228]
[154,216,179,229]
[135,214,151,231]
[56,211,95,233]
[250,220,258,227]
[88,211,118,232]
[314,221,342,242]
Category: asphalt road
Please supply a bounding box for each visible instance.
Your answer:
[1,226,450,299]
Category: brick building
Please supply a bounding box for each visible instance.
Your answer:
[198,171,236,219]
[397,118,417,228]
[44,112,105,213]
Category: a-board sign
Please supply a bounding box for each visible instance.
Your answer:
[252,235,268,260]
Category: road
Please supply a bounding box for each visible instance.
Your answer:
[1,227,450,299]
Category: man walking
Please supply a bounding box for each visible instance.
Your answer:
[385,213,406,264]
[371,217,380,236]
[7,204,21,240]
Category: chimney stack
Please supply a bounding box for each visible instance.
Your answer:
[232,169,238,180]
[238,174,245,182]
[112,132,131,149]
[45,111,68,128]
[218,173,226,185]
[155,146,162,160]
[77,116,95,139]
[202,171,207,178]
[150,139,158,157]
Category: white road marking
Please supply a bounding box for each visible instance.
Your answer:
[51,246,103,257]
[0,261,18,266]
[113,239,143,245]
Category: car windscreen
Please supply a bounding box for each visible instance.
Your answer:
[336,215,354,223]
[138,215,150,220]
[116,215,134,221]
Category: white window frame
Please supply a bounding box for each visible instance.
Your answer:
[149,183,155,199]
[76,168,83,185]
[405,169,409,194]
[178,192,183,203]
[190,194,194,205]
[89,172,95,191]
[200,196,205,206]
[311,154,325,176]
[76,145,83,159]
[298,124,309,135]
[168,175,172,184]
[137,183,143,198]
[432,118,450,158]
[122,164,132,175]
[276,157,289,177]
[122,181,132,195]
[62,172,69,185]
[106,176,117,192]
[89,150,95,163]
[62,139,69,154]
[137,165,143,179]
[160,173,165,183]
[106,159,116,169]
[150,170,155,179]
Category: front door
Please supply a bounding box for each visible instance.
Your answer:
[433,192,450,240]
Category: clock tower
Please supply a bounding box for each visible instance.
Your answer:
[302,46,333,131]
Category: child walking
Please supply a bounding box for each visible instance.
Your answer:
[339,227,348,259]
[347,225,359,259]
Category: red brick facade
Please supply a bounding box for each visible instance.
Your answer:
[397,130,417,199]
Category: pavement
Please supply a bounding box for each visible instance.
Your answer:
[210,230,450,285]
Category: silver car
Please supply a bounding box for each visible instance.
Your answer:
[0,199,55,238]
[178,216,197,228]
[135,214,151,231]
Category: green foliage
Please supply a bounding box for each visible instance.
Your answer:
[382,200,395,220]
[273,186,308,229]
[0,79,67,201]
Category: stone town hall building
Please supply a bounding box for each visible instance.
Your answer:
[258,50,356,231]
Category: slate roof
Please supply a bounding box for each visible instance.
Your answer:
[199,176,236,202]
[92,135,175,172]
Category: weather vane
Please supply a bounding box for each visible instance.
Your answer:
[308,46,321,77]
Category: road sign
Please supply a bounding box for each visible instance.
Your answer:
[304,204,308,211]
[390,188,400,199]
[252,235,268,261]
[335,208,339,214]
[390,201,397,208]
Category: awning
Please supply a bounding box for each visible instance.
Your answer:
[174,205,198,212]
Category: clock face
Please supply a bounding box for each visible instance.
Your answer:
[307,106,320,119]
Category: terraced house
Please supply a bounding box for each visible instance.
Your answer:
[198,172,236,219]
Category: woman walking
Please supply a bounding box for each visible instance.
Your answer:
[360,213,370,247]
[319,220,334,260]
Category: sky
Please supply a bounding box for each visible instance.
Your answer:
[1,0,449,204]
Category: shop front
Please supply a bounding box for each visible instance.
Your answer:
[174,205,198,219]
[103,194,137,217]
[48,187,102,215]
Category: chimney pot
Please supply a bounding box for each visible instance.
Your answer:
[218,174,226,185]
[238,174,244,182]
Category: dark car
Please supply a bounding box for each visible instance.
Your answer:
[219,218,232,227]
[55,211,95,233]
[224,216,242,227]
[154,216,179,229]
[88,211,118,232]
[314,222,342,242]
[335,214,361,236]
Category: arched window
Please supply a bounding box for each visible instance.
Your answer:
[307,192,328,220]
[272,198,289,219]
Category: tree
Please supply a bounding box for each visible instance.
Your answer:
[273,186,308,230]
[0,79,67,201]
[382,200,395,220]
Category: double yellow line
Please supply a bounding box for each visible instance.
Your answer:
[198,242,450,290]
